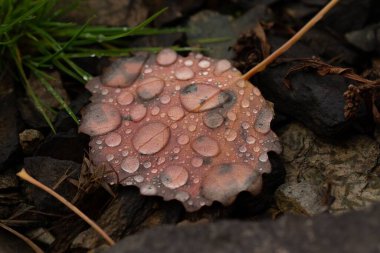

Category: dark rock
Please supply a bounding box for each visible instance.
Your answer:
[19,129,44,155]
[0,75,20,170]
[34,130,89,163]
[0,229,34,253]
[23,157,81,212]
[104,202,380,253]
[72,187,183,249]
[345,23,380,53]
[323,0,371,33]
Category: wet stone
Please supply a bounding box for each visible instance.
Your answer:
[191,136,220,157]
[132,122,170,155]
[160,165,189,189]
[137,77,165,100]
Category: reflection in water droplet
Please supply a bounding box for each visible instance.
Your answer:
[160,165,189,189]
[121,157,140,173]
[132,122,170,155]
[105,132,122,147]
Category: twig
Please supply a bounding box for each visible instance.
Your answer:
[242,0,340,80]
[16,168,115,246]
[0,222,44,253]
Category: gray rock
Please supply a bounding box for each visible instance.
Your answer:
[104,203,380,253]
[345,23,380,53]
[275,181,328,216]
[23,156,81,212]
[278,122,380,213]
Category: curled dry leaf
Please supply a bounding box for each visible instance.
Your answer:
[79,49,281,211]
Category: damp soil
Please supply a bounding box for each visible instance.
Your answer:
[1,1,380,253]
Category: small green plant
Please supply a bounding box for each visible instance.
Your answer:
[0,0,185,133]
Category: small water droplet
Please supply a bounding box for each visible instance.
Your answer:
[227,111,237,121]
[175,67,194,80]
[106,154,114,161]
[160,95,171,104]
[130,104,147,122]
[241,122,250,130]
[224,129,237,142]
[177,135,190,145]
[259,153,268,162]
[191,157,203,168]
[151,106,160,116]
[168,106,185,121]
[198,60,210,68]
[184,59,193,66]
[191,136,220,157]
[117,91,134,105]
[134,175,144,183]
[241,99,250,108]
[140,184,157,195]
[239,145,247,153]
[188,125,196,132]
[175,191,190,202]
[156,48,178,66]
[246,136,256,144]
[214,59,232,75]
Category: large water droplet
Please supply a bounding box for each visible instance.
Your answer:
[121,156,140,173]
[137,77,165,100]
[224,129,237,142]
[156,48,178,66]
[105,132,122,147]
[254,103,273,134]
[132,122,170,155]
[198,60,210,68]
[168,106,185,121]
[160,165,189,189]
[117,91,134,106]
[180,84,230,112]
[203,112,224,129]
[101,55,146,87]
[214,59,232,75]
[191,136,220,157]
[175,191,190,202]
[79,103,122,136]
[175,67,194,80]
[130,104,147,122]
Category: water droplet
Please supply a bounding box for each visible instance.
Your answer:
[254,104,273,134]
[140,184,157,195]
[175,191,190,202]
[96,140,102,145]
[137,77,165,100]
[168,106,185,121]
[106,154,114,161]
[254,146,260,152]
[134,175,144,183]
[239,145,247,153]
[224,129,237,142]
[253,87,261,96]
[117,91,134,105]
[130,104,147,122]
[184,59,193,66]
[259,153,268,162]
[143,161,152,168]
[191,136,220,157]
[177,135,190,145]
[160,95,171,104]
[214,59,232,75]
[241,99,250,108]
[180,84,230,112]
[203,112,224,129]
[157,157,166,165]
[122,150,129,156]
[241,122,250,130]
[198,60,210,68]
[105,132,122,147]
[160,165,189,189]
[144,68,153,74]
[173,147,180,154]
[132,122,170,155]
[175,67,194,80]
[156,48,178,66]
[227,111,237,121]
[121,157,140,173]
[188,125,196,132]
[101,89,109,95]
[235,79,246,88]
[151,106,160,115]
[191,157,203,167]
[246,136,256,144]
[79,103,122,136]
